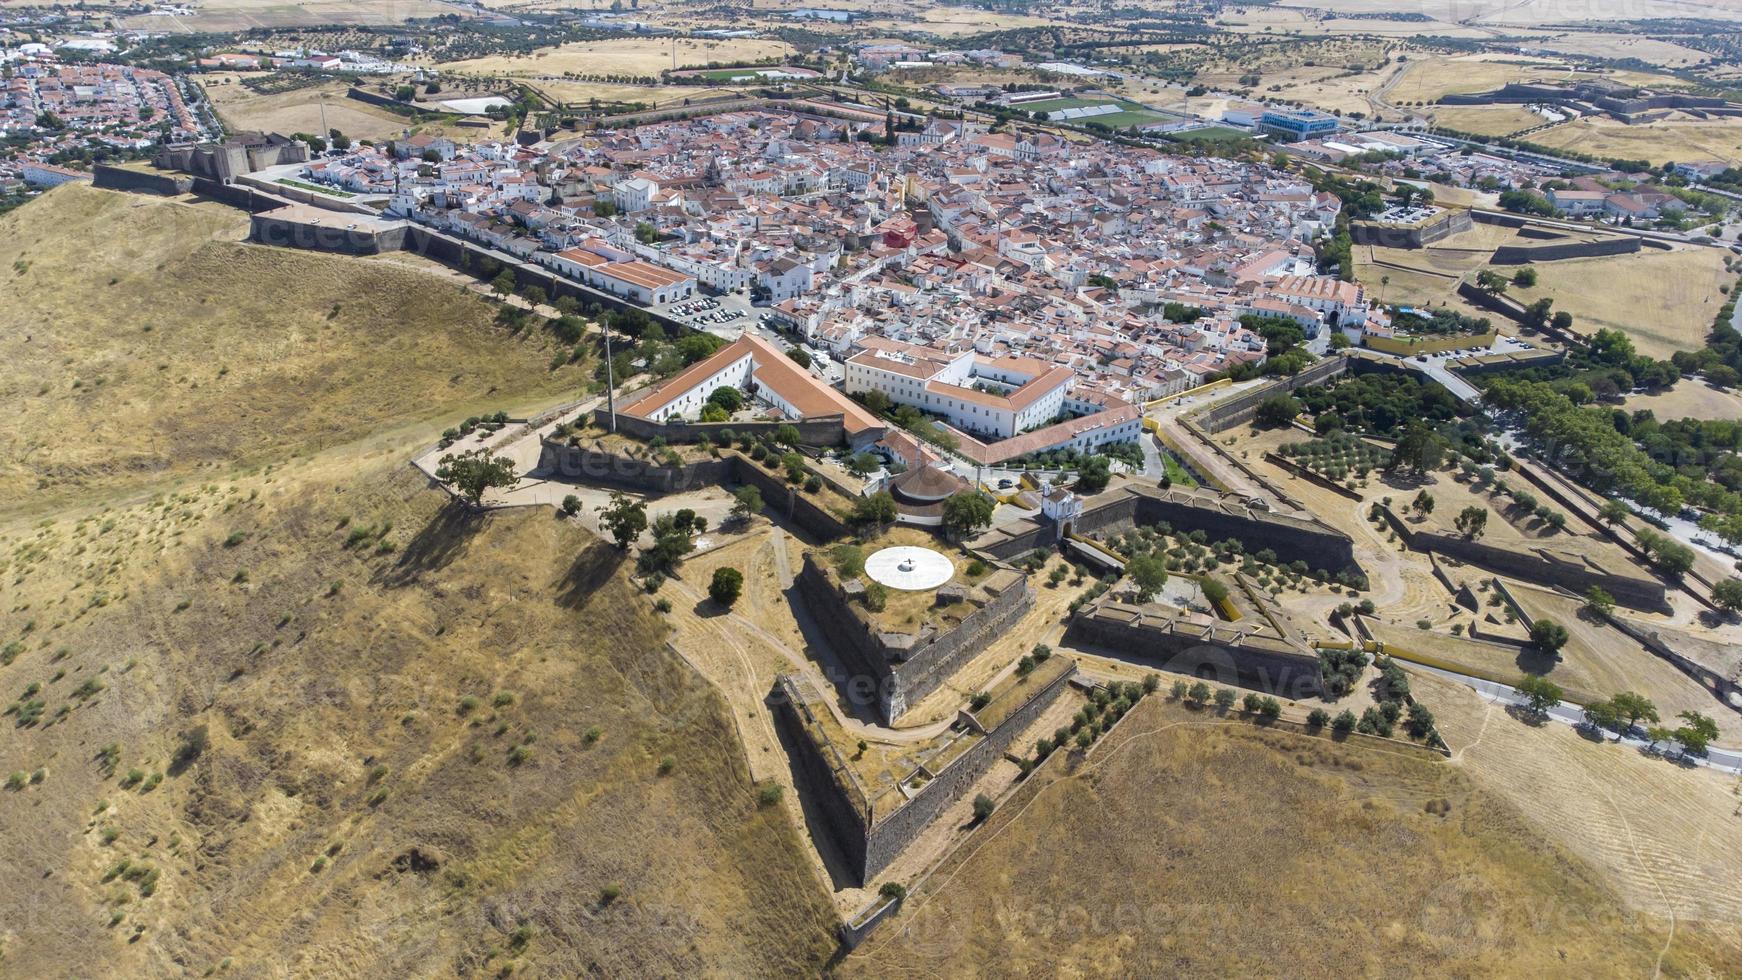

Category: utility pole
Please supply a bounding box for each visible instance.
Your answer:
[318,92,329,146]
[603,319,617,433]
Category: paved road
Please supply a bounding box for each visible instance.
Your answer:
[1406,661,1742,774]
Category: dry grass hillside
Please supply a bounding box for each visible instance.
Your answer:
[0,457,837,976]
[0,185,589,511]
[845,698,1742,976]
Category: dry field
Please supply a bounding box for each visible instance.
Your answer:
[843,695,1742,975]
[202,74,472,142]
[1509,245,1733,359]
[1417,671,1742,941]
[1284,0,1742,25]
[1521,33,1710,68]
[0,454,838,975]
[0,185,591,510]
[524,80,728,108]
[120,0,451,30]
[1531,115,1742,167]
[438,37,793,78]
[1623,380,1742,421]
[1386,55,1576,104]
[1430,104,1549,137]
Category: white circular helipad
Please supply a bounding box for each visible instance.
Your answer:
[864,546,954,591]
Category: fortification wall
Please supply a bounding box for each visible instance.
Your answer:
[1195,356,1349,433]
[732,456,851,540]
[1491,235,1639,265]
[1067,610,1323,701]
[251,213,408,254]
[1379,506,1668,612]
[536,440,736,494]
[1350,208,1472,249]
[1075,486,1358,575]
[596,410,845,448]
[861,665,1073,878]
[770,677,872,876]
[795,554,1033,721]
[92,164,190,196]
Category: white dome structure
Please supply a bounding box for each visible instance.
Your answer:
[864,546,954,591]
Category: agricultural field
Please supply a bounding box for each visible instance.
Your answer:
[438,37,794,79]
[1530,116,1742,168]
[0,185,592,509]
[1508,245,1734,359]
[522,80,722,109]
[842,695,1742,975]
[201,75,472,142]
[1276,432,1390,483]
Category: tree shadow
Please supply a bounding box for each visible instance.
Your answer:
[373,500,489,587]
[1511,646,1559,677]
[554,539,627,610]
[1503,703,1550,727]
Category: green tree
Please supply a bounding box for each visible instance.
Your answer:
[1201,578,1230,608]
[1186,681,1212,706]
[851,491,898,529]
[1517,673,1563,717]
[1609,691,1658,738]
[634,221,659,244]
[730,485,762,522]
[491,270,516,296]
[1712,577,1742,615]
[596,492,647,550]
[435,449,516,507]
[1127,554,1169,603]
[786,347,812,369]
[1530,618,1569,657]
[942,491,995,538]
[1075,456,1112,495]
[1213,687,1237,711]
[972,793,996,822]
[706,386,742,413]
[1512,267,1538,288]
[709,566,744,607]
[1583,586,1615,618]
[1454,506,1488,540]
[1598,499,1631,526]
[1583,697,1622,737]
[1411,490,1435,518]
[1671,711,1719,756]
[1386,424,1442,475]
[1254,394,1301,428]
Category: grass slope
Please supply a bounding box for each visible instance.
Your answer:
[0,185,588,510]
[845,697,1742,976]
[0,460,837,976]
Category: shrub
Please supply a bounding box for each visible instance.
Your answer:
[1307,708,1329,728]
[709,566,744,607]
[757,783,783,807]
[560,494,581,517]
[863,582,888,612]
[600,884,622,905]
[1333,710,1357,733]
[970,691,991,711]
[972,793,995,822]
[657,755,676,776]
[1213,688,1237,711]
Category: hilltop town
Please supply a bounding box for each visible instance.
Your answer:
[4,0,1742,975]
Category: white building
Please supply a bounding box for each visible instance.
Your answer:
[843,340,1072,440]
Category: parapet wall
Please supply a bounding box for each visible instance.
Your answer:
[1067,602,1323,701]
[1379,506,1668,613]
[596,409,846,448]
[860,664,1073,878]
[536,441,851,540]
[775,664,1075,884]
[92,164,191,196]
[1350,208,1472,249]
[1490,235,1639,265]
[795,554,1034,721]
